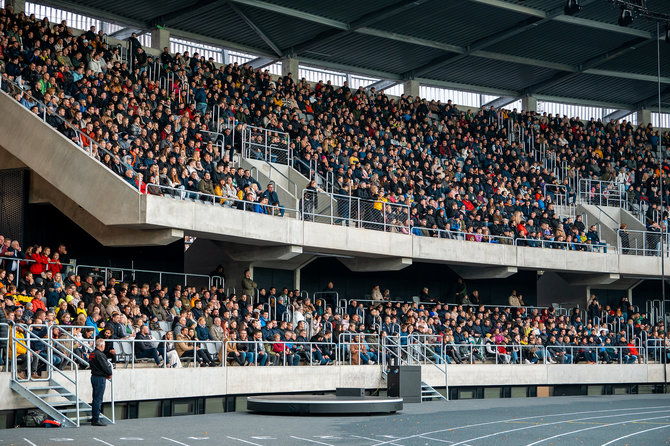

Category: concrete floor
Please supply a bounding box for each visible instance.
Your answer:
[1,394,670,446]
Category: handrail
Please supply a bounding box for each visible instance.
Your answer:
[75,264,222,289]
[155,184,301,217]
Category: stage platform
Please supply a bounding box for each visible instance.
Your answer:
[246,394,404,415]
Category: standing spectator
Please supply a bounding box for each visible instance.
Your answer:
[89,338,113,426]
[241,269,257,300]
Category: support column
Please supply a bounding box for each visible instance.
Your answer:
[6,0,26,13]
[151,28,171,52]
[637,109,652,126]
[282,57,299,78]
[403,79,420,98]
[522,95,537,113]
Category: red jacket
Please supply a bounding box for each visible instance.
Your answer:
[29,253,48,275]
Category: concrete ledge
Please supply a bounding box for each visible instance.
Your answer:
[1,363,667,411]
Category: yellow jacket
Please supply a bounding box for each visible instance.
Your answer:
[10,330,27,356]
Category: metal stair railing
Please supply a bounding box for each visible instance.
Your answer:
[9,324,115,427]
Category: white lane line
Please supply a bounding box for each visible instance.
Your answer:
[225,437,263,446]
[161,438,190,446]
[371,404,670,446]
[290,436,333,446]
[24,440,37,446]
[187,438,210,441]
[349,434,404,446]
[526,414,670,446]
[419,436,455,444]
[93,439,115,446]
[119,439,144,441]
[49,440,73,442]
[448,409,670,446]
[601,424,670,446]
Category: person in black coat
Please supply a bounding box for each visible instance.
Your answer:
[89,338,113,426]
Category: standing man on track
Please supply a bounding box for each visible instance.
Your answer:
[89,338,112,426]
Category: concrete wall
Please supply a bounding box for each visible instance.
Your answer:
[0,91,142,227]
[1,363,666,411]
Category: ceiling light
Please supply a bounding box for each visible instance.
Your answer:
[618,7,634,27]
[564,0,582,16]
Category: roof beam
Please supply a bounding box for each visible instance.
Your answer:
[635,86,670,109]
[468,0,652,38]
[584,68,670,85]
[417,77,519,97]
[146,0,220,28]
[289,0,431,55]
[229,3,282,56]
[34,0,147,29]
[365,79,399,91]
[534,94,631,110]
[482,96,519,109]
[228,0,348,29]
[108,27,142,40]
[246,56,277,69]
[355,28,464,53]
[603,109,634,121]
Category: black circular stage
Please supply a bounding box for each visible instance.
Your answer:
[247,394,404,415]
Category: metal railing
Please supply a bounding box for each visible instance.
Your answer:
[515,237,608,252]
[617,229,670,256]
[302,189,410,233]
[419,227,515,244]
[75,264,223,290]
[0,257,75,288]
[578,179,626,208]
[3,324,664,370]
[242,125,291,165]
[152,184,300,218]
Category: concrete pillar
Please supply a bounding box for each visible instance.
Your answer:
[282,57,299,78]
[151,28,171,52]
[637,109,652,126]
[403,79,420,98]
[6,0,26,13]
[522,95,538,113]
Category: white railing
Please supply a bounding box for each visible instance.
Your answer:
[617,229,670,256]
[242,125,291,165]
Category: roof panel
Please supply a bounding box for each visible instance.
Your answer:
[169,3,271,52]
[260,0,400,23]
[485,20,640,67]
[239,5,335,52]
[33,0,670,109]
[422,56,558,93]
[370,0,530,48]
[306,33,451,75]
[540,73,659,105]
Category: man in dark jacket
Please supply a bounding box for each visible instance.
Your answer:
[261,183,284,216]
[134,325,162,366]
[89,338,113,426]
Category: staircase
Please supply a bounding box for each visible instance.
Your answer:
[380,336,447,402]
[421,381,445,401]
[10,378,113,427]
[9,325,115,427]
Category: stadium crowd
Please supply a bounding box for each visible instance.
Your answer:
[1,6,669,250]
[0,237,667,373]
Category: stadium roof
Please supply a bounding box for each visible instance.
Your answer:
[38,0,670,111]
